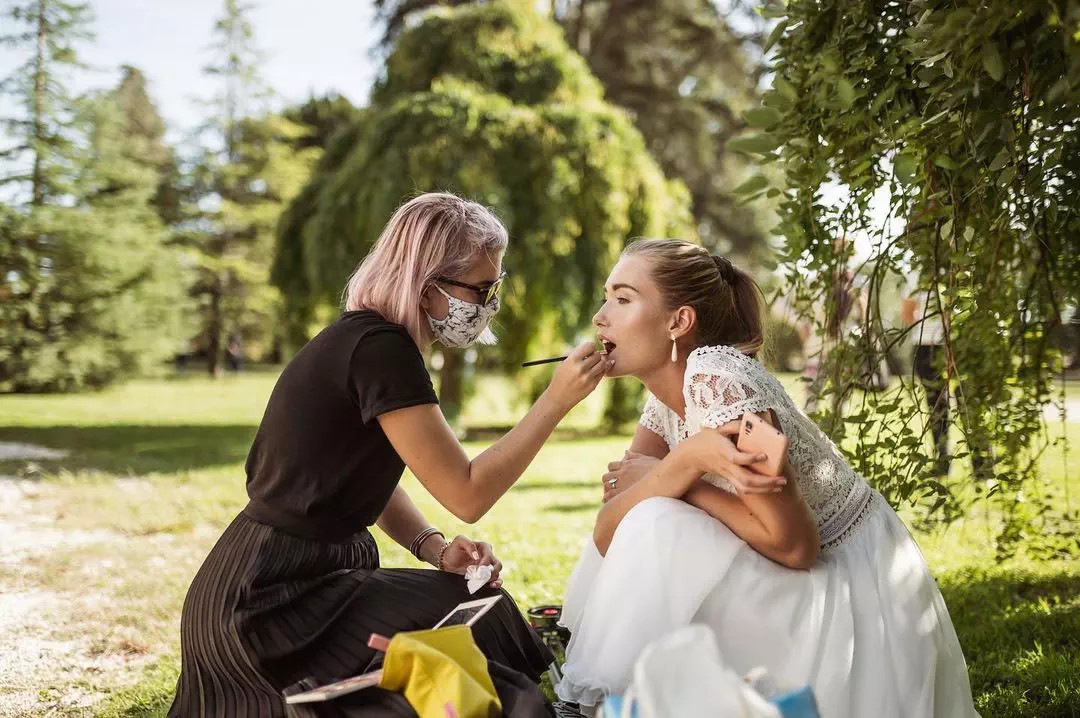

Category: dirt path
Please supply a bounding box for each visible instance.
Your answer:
[0,447,156,717]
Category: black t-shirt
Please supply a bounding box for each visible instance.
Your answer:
[243,311,439,541]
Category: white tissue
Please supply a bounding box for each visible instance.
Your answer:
[464,564,494,594]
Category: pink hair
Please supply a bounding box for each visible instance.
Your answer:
[343,192,508,345]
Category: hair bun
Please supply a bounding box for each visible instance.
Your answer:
[712,255,736,284]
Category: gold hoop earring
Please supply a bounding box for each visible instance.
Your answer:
[670,335,678,362]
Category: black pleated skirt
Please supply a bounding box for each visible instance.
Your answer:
[169,511,554,717]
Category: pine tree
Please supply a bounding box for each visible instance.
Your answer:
[182,0,319,374]
[110,65,182,224]
[0,2,190,392]
[0,0,92,204]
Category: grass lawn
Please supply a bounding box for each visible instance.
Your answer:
[0,369,1077,717]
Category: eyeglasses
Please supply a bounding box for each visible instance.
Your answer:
[437,270,506,306]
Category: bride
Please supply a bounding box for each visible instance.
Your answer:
[555,239,980,718]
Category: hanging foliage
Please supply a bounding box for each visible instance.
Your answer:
[738,1,1079,557]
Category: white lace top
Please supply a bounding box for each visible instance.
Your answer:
[639,344,882,552]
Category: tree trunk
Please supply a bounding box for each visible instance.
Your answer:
[207,279,223,377]
[31,0,47,206]
[570,0,590,53]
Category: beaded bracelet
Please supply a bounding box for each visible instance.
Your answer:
[437,541,452,572]
[409,527,443,560]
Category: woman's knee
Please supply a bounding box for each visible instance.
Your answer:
[601,497,690,551]
[622,496,686,527]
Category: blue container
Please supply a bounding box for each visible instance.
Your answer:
[770,686,820,718]
[599,694,637,717]
[599,685,818,718]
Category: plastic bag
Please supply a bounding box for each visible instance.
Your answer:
[603,625,781,718]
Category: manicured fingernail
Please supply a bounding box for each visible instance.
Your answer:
[472,552,480,560]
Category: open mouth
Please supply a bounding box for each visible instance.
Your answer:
[600,340,616,355]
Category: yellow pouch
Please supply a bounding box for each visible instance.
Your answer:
[378,625,501,718]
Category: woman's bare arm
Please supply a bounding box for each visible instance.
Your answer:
[378,342,612,524]
[682,412,819,568]
[375,485,447,566]
[592,440,705,554]
[627,424,670,460]
[683,465,819,569]
[600,425,669,504]
[598,417,819,568]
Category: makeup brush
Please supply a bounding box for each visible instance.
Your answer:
[520,355,569,367]
[521,347,608,367]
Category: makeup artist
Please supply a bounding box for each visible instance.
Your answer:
[169,192,612,717]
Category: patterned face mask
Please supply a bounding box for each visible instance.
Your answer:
[426,285,500,348]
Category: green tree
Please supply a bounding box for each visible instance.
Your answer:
[375,0,770,254]
[274,94,362,353]
[274,1,691,423]
[224,114,320,361]
[550,0,769,253]
[0,0,93,205]
[741,0,1080,556]
[0,1,190,392]
[0,96,192,392]
[182,0,319,374]
[283,93,360,151]
[110,65,183,224]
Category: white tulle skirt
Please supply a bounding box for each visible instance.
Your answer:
[556,496,980,718]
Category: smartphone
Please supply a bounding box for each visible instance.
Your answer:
[736,411,789,476]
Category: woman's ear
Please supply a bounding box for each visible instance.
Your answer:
[669,306,696,339]
[422,283,451,320]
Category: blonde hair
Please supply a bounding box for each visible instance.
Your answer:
[623,239,765,357]
[343,192,508,345]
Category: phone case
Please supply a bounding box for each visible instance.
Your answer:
[736,412,789,476]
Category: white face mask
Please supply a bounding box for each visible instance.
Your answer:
[426,285,500,348]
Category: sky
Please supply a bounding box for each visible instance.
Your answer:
[0,0,383,140]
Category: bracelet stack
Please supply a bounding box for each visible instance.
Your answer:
[409,527,443,560]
